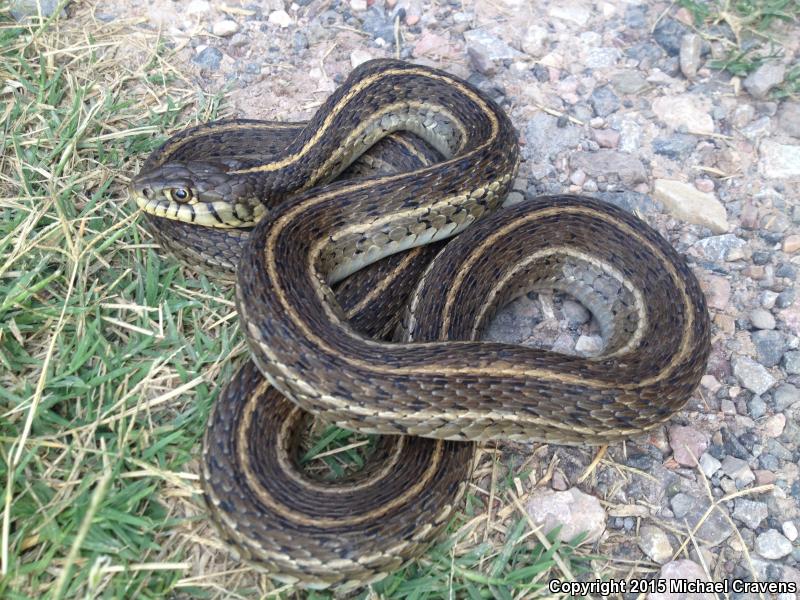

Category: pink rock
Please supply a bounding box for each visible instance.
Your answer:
[783,234,800,254]
[593,127,620,148]
[699,274,731,310]
[779,299,800,336]
[762,414,786,437]
[668,425,709,467]
[694,178,715,193]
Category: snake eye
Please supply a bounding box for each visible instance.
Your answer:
[168,187,191,203]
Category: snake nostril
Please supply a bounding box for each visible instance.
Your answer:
[141,186,153,199]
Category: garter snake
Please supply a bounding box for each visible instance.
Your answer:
[130,59,711,588]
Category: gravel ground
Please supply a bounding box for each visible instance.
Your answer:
[17,0,799,594]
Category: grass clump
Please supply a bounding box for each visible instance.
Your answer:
[678,0,800,96]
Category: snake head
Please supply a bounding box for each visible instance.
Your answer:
[129,160,265,228]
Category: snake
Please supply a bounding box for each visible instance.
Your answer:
[129,59,711,589]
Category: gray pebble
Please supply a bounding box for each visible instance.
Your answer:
[590,85,620,117]
[653,18,689,56]
[193,46,223,70]
[293,31,309,51]
[624,5,648,29]
[699,452,721,477]
[562,299,591,325]
[10,0,61,20]
[750,308,776,330]
[783,351,800,375]
[720,455,755,485]
[773,384,800,411]
[679,33,703,79]
[651,134,697,159]
[776,289,795,308]
[743,62,787,99]
[748,395,767,419]
[733,498,768,529]
[610,70,649,95]
[777,101,800,138]
[755,529,793,559]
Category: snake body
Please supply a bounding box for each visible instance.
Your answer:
[130,59,711,587]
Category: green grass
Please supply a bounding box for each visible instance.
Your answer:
[677,0,800,96]
[0,5,595,599]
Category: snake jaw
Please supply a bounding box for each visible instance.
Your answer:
[130,160,261,228]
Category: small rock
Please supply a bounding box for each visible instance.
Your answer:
[349,49,373,67]
[639,525,673,564]
[548,2,592,26]
[268,9,292,27]
[350,0,367,10]
[751,330,786,368]
[193,46,223,70]
[584,47,620,69]
[691,234,745,263]
[701,375,721,392]
[743,62,786,99]
[762,413,786,437]
[732,104,756,128]
[361,7,395,44]
[699,453,721,478]
[186,0,211,14]
[698,274,730,310]
[502,191,524,207]
[669,425,708,466]
[694,178,714,193]
[569,169,587,187]
[653,18,688,56]
[679,33,703,79]
[575,335,603,355]
[783,234,800,254]
[773,383,800,410]
[720,455,755,486]
[783,351,800,375]
[212,19,240,37]
[777,101,800,138]
[523,113,582,162]
[570,150,647,186]
[525,487,606,544]
[293,31,309,51]
[521,25,549,57]
[590,85,620,117]
[593,128,620,148]
[748,395,767,418]
[652,94,714,135]
[652,134,697,159]
[755,529,793,560]
[759,141,800,178]
[654,179,728,234]
[463,29,524,62]
[10,0,61,20]
[733,357,775,395]
[741,115,772,140]
[732,498,768,529]
[648,560,711,600]
[749,308,776,330]
[720,399,736,415]
[610,70,649,95]
[562,299,590,324]
[783,521,798,542]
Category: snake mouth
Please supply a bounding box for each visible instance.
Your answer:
[130,192,255,228]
